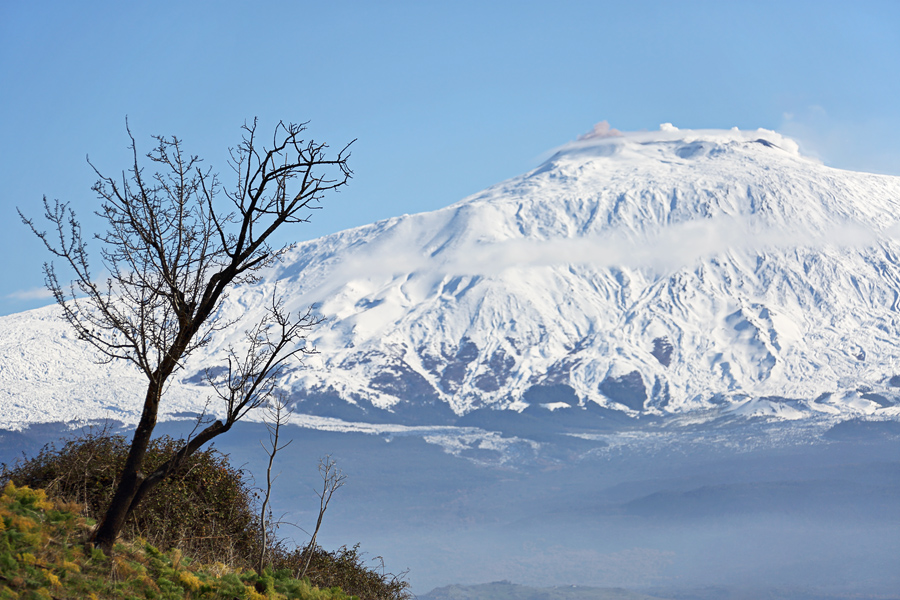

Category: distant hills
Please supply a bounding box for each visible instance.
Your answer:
[421,581,662,600]
[419,580,900,600]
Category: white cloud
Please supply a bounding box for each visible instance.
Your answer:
[300,216,899,296]
[438,217,891,277]
[4,287,54,301]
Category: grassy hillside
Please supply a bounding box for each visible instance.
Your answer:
[0,431,410,600]
[0,481,360,599]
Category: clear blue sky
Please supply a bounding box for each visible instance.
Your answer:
[2,1,898,316]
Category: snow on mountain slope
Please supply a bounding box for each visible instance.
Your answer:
[3,125,900,430]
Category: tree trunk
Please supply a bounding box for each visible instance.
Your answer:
[122,420,229,526]
[91,379,163,552]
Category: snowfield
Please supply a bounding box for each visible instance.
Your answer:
[3,124,900,432]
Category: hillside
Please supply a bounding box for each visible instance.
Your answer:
[0,482,353,600]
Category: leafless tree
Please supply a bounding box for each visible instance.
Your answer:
[299,455,347,579]
[18,119,352,553]
[258,393,293,573]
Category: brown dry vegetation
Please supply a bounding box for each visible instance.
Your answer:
[1,432,409,600]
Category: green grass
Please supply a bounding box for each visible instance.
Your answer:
[0,482,356,600]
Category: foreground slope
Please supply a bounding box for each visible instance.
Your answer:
[3,125,900,429]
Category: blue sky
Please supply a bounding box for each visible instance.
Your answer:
[1,1,898,316]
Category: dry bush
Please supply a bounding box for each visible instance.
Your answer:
[1,430,260,565]
[1,430,411,600]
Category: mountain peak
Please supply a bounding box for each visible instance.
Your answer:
[3,125,900,432]
[547,124,803,170]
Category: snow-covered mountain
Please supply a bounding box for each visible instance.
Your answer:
[4,124,900,431]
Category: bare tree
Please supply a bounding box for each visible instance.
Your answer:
[258,393,293,573]
[18,119,352,553]
[299,455,347,579]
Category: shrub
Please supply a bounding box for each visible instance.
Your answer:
[1,430,261,567]
[1,431,411,600]
[276,544,411,600]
